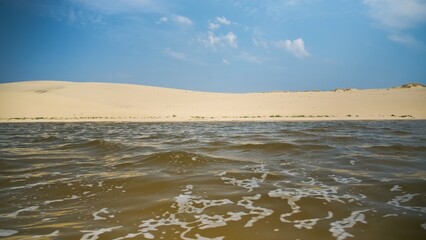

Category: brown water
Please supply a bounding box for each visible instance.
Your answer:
[0,121,425,240]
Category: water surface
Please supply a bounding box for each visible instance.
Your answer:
[0,121,425,239]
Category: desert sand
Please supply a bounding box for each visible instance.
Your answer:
[0,81,425,122]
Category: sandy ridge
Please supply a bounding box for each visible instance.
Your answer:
[0,81,425,122]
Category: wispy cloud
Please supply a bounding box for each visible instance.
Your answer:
[363,0,426,30]
[156,15,193,26]
[222,58,230,65]
[207,16,234,31]
[65,9,104,26]
[238,51,268,64]
[156,16,168,24]
[230,0,304,21]
[216,16,231,25]
[163,48,205,65]
[275,38,309,58]
[387,34,421,47]
[171,15,193,26]
[71,0,166,14]
[163,48,187,61]
[363,0,426,46]
[252,38,269,49]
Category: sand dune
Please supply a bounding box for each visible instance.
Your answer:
[0,81,425,122]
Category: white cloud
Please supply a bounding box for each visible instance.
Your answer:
[363,0,426,46]
[275,38,309,58]
[222,58,230,65]
[208,22,220,30]
[68,10,76,23]
[71,0,165,14]
[156,16,168,24]
[163,48,187,61]
[216,16,231,25]
[229,0,304,21]
[238,51,268,64]
[201,31,238,49]
[156,15,193,26]
[252,38,269,49]
[65,9,104,26]
[208,16,234,31]
[163,48,205,65]
[171,15,193,25]
[203,31,222,49]
[388,34,421,47]
[224,32,238,48]
[363,0,426,30]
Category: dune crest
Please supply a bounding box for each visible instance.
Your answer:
[1,81,425,122]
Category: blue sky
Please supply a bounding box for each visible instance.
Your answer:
[0,0,425,92]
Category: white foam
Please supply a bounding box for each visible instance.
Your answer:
[329,210,369,240]
[195,214,227,229]
[280,169,299,176]
[194,234,224,240]
[268,184,353,204]
[172,185,232,214]
[93,208,114,220]
[379,178,392,182]
[43,195,79,205]
[2,206,39,218]
[10,179,27,183]
[421,222,426,230]
[174,194,195,212]
[0,229,18,237]
[7,182,47,191]
[269,183,364,227]
[221,176,260,192]
[114,186,242,240]
[81,226,121,240]
[30,230,60,238]
[293,211,333,230]
[221,165,269,192]
[301,177,316,185]
[382,214,398,218]
[237,194,273,227]
[390,185,402,192]
[268,189,301,222]
[329,175,362,184]
[387,194,426,213]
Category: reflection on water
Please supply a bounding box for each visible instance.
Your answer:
[0,121,425,239]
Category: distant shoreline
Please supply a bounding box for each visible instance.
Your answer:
[1,81,425,122]
[0,116,422,123]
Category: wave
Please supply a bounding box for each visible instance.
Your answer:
[389,130,411,136]
[113,151,233,170]
[366,144,426,152]
[33,135,61,143]
[226,142,297,152]
[226,142,333,153]
[57,139,124,153]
